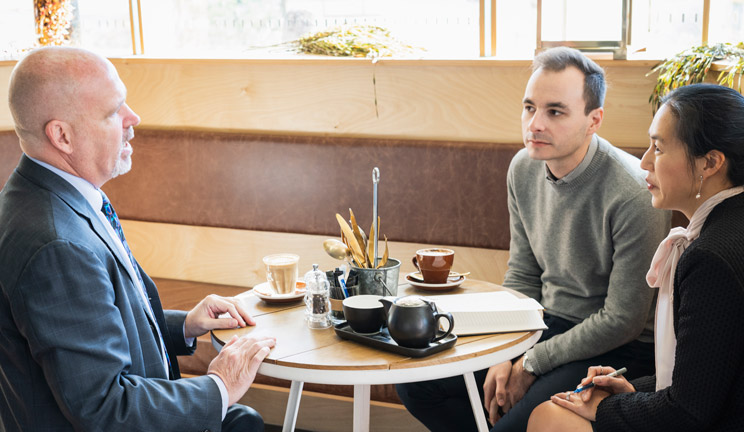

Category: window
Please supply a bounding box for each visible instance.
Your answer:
[495,1,537,59]
[0,2,34,60]
[537,0,628,59]
[3,0,744,61]
[708,0,744,44]
[636,0,704,57]
[541,0,623,42]
[74,0,133,56]
[140,0,480,58]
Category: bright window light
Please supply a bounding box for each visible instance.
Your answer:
[140,0,479,58]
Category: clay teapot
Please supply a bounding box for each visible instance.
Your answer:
[379,295,454,348]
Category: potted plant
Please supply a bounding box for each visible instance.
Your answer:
[648,42,744,111]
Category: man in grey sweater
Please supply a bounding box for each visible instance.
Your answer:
[396,47,670,431]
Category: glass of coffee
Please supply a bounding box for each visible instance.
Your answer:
[262,253,300,295]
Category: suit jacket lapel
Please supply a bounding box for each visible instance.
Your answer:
[139,268,180,379]
[16,155,140,288]
[17,156,174,377]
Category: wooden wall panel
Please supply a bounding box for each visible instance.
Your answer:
[1,59,658,147]
[0,65,12,129]
[121,220,510,288]
[601,64,658,146]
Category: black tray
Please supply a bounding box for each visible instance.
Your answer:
[334,322,457,358]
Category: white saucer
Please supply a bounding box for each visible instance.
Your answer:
[405,272,466,291]
[251,281,306,304]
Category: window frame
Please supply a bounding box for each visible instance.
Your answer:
[21,0,718,61]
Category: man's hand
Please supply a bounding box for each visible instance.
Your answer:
[208,335,276,406]
[504,355,537,410]
[483,360,513,424]
[184,294,255,339]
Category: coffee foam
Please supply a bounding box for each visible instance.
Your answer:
[265,256,297,265]
[419,250,453,256]
[263,254,299,294]
[396,295,426,307]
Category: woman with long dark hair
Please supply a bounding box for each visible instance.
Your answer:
[527,83,744,431]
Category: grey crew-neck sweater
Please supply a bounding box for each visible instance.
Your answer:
[504,135,671,376]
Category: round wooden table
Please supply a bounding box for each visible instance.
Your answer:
[212,279,541,432]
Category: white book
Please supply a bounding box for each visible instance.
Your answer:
[427,291,548,336]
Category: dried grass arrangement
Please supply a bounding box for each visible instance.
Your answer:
[34,0,75,46]
[296,25,421,59]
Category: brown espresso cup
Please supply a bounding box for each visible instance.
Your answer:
[412,248,454,284]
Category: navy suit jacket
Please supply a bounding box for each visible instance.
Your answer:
[0,155,222,431]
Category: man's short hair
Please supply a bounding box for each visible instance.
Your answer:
[532,47,606,115]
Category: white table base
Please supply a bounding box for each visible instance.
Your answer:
[282,381,304,432]
[281,374,487,432]
[464,371,489,431]
[214,328,540,432]
[353,384,371,432]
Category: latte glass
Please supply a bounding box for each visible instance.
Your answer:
[262,253,299,295]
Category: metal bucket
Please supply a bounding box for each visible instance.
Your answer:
[349,258,400,297]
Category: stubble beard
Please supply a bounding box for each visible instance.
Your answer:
[110,127,134,179]
[523,131,553,160]
[111,152,132,179]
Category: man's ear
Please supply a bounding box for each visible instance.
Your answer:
[586,107,604,136]
[44,120,73,155]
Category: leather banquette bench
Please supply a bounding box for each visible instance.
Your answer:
[0,128,684,412]
[0,128,518,405]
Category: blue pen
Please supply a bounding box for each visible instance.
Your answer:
[574,367,627,393]
[338,274,349,298]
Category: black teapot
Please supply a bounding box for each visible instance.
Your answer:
[379,296,454,348]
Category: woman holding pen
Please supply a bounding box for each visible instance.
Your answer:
[527,83,744,431]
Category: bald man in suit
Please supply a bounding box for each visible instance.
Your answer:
[0,46,275,431]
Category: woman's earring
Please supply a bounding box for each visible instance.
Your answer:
[695,175,704,199]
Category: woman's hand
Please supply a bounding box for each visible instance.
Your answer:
[547,365,636,422]
[549,389,610,422]
[575,365,635,402]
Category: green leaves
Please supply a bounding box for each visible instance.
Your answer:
[648,42,744,113]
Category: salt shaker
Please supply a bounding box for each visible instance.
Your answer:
[303,264,332,329]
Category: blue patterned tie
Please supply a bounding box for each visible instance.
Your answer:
[100,193,171,374]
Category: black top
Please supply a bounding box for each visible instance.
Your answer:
[594,193,744,431]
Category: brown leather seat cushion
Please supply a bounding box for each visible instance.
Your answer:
[0,131,22,187]
[1,129,686,246]
[100,129,519,250]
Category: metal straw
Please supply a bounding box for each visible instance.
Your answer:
[372,167,380,268]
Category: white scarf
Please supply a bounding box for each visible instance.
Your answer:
[646,186,744,391]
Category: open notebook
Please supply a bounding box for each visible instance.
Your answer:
[427,291,548,336]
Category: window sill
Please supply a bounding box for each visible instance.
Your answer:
[1,53,661,68]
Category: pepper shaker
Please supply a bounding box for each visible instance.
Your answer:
[303,264,332,329]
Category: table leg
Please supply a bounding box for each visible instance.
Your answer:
[353,384,371,432]
[464,372,489,432]
[282,380,304,432]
